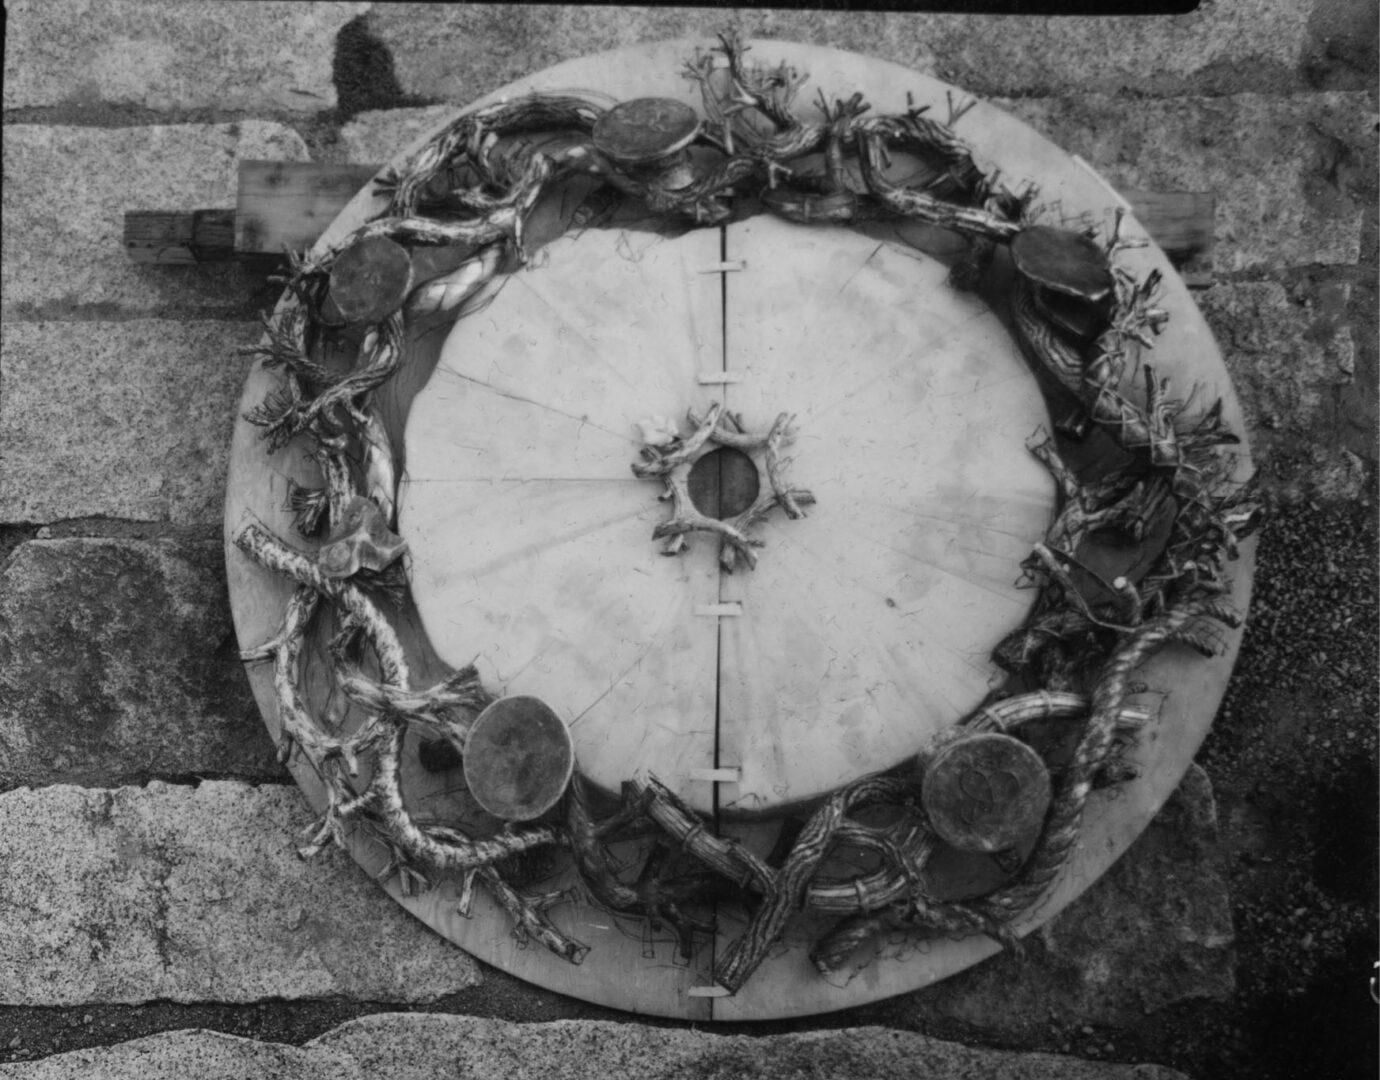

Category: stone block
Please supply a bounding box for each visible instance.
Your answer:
[909,766,1235,1034]
[1000,92,1375,272]
[1197,279,1369,500]
[0,1031,352,1080]
[0,1015,1193,1079]
[1,123,308,318]
[0,321,257,525]
[0,538,282,791]
[364,1,1331,103]
[315,1014,1191,1079]
[3,0,367,112]
[0,782,481,1006]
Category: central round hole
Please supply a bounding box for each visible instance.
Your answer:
[687,446,760,520]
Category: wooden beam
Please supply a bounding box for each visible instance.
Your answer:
[122,162,1216,285]
[124,208,237,265]
[235,161,382,257]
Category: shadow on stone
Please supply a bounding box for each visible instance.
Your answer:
[332,14,429,123]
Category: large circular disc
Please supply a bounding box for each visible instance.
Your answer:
[225,37,1255,1022]
[400,217,1055,815]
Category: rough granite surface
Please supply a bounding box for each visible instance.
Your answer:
[1200,279,1367,500]
[0,1016,1192,1080]
[0,538,281,791]
[0,781,480,1006]
[1,123,309,317]
[999,92,1375,273]
[363,0,1359,102]
[2,0,370,113]
[0,321,258,524]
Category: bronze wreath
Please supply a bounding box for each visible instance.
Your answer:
[232,32,1261,995]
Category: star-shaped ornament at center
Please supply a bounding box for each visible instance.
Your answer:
[631,401,815,571]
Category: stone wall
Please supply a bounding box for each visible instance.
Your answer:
[1,3,1375,1077]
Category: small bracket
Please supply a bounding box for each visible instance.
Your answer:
[688,767,741,783]
[693,602,743,617]
[699,260,746,274]
[686,985,732,998]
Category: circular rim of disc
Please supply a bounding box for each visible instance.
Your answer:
[224,36,1256,1023]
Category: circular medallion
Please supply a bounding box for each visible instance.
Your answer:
[922,733,1053,853]
[327,234,413,325]
[592,97,701,166]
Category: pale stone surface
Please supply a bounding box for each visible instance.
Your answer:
[0,321,258,524]
[1,123,308,317]
[0,1016,1193,1079]
[0,1031,353,1080]
[366,0,1322,103]
[3,0,367,111]
[0,782,481,1006]
[1000,92,1375,272]
[0,538,282,791]
[912,766,1235,1032]
[314,1014,1191,1080]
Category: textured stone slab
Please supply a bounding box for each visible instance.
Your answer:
[0,321,257,524]
[0,1031,353,1080]
[1198,279,1367,500]
[912,766,1235,1033]
[1001,92,1374,273]
[0,782,481,1006]
[313,1014,1192,1080]
[0,538,281,791]
[0,1016,1193,1079]
[365,1,1333,103]
[1,123,308,317]
[3,0,367,111]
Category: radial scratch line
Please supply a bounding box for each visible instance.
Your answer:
[852,531,1031,608]
[509,272,645,397]
[434,368,635,443]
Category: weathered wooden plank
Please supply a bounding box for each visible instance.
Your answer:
[123,210,198,265]
[234,160,383,256]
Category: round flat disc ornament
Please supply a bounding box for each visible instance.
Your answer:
[1011,226,1117,343]
[593,98,700,166]
[1010,226,1115,301]
[463,696,575,822]
[922,733,1053,853]
[327,234,413,325]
